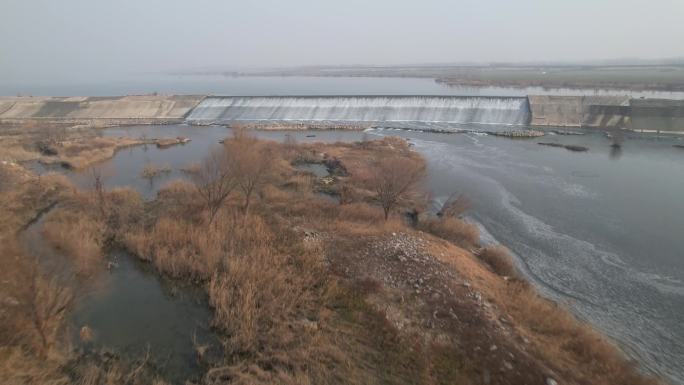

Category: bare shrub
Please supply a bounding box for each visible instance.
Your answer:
[418,217,479,248]
[364,154,425,220]
[189,148,237,225]
[477,245,517,278]
[437,193,472,219]
[225,131,273,215]
[0,240,73,359]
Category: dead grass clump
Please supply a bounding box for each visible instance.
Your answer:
[336,202,385,224]
[153,179,202,220]
[283,173,314,193]
[105,187,144,227]
[417,217,479,248]
[42,209,105,276]
[476,245,518,278]
[126,217,220,280]
[0,167,68,236]
[0,346,69,385]
[40,136,148,170]
[140,163,171,179]
[205,227,351,384]
[127,212,274,281]
[39,186,141,277]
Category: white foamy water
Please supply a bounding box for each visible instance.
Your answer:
[187,96,530,125]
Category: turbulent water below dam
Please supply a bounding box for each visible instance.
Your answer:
[186,96,531,125]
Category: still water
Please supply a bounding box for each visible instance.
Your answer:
[21,212,215,384]
[5,74,684,99]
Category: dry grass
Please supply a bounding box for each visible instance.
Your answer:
[1,136,663,385]
[140,163,171,179]
[204,240,350,384]
[40,187,143,277]
[45,137,149,169]
[0,346,69,385]
[0,161,170,384]
[430,237,659,385]
[417,217,480,248]
[476,245,518,278]
[0,164,72,236]
[500,280,658,385]
[42,209,105,276]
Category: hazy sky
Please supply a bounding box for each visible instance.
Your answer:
[2,0,683,83]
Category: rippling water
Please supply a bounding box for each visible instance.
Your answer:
[17,75,684,383]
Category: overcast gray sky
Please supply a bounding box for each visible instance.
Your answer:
[2,0,683,83]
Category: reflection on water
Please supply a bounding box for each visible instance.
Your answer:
[21,204,216,384]
[295,163,330,178]
[72,250,215,383]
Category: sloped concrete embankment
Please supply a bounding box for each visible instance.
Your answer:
[630,99,684,132]
[0,95,204,127]
[528,95,631,129]
[528,95,684,131]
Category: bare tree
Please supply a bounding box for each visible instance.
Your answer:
[88,166,110,221]
[25,264,73,357]
[0,241,73,358]
[368,155,426,220]
[225,131,272,216]
[190,147,237,225]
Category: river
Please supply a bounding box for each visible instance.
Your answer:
[19,76,684,384]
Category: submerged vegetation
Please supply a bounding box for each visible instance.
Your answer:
[0,127,662,385]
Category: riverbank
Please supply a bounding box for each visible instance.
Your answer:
[0,131,663,384]
[231,65,684,93]
[0,122,195,170]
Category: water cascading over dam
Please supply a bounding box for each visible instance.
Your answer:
[186,96,531,125]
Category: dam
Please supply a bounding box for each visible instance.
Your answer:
[185,96,531,125]
[2,94,683,132]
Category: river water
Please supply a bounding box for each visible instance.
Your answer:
[20,76,684,384]
[5,74,684,99]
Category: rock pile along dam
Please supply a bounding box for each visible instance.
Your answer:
[2,94,683,132]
